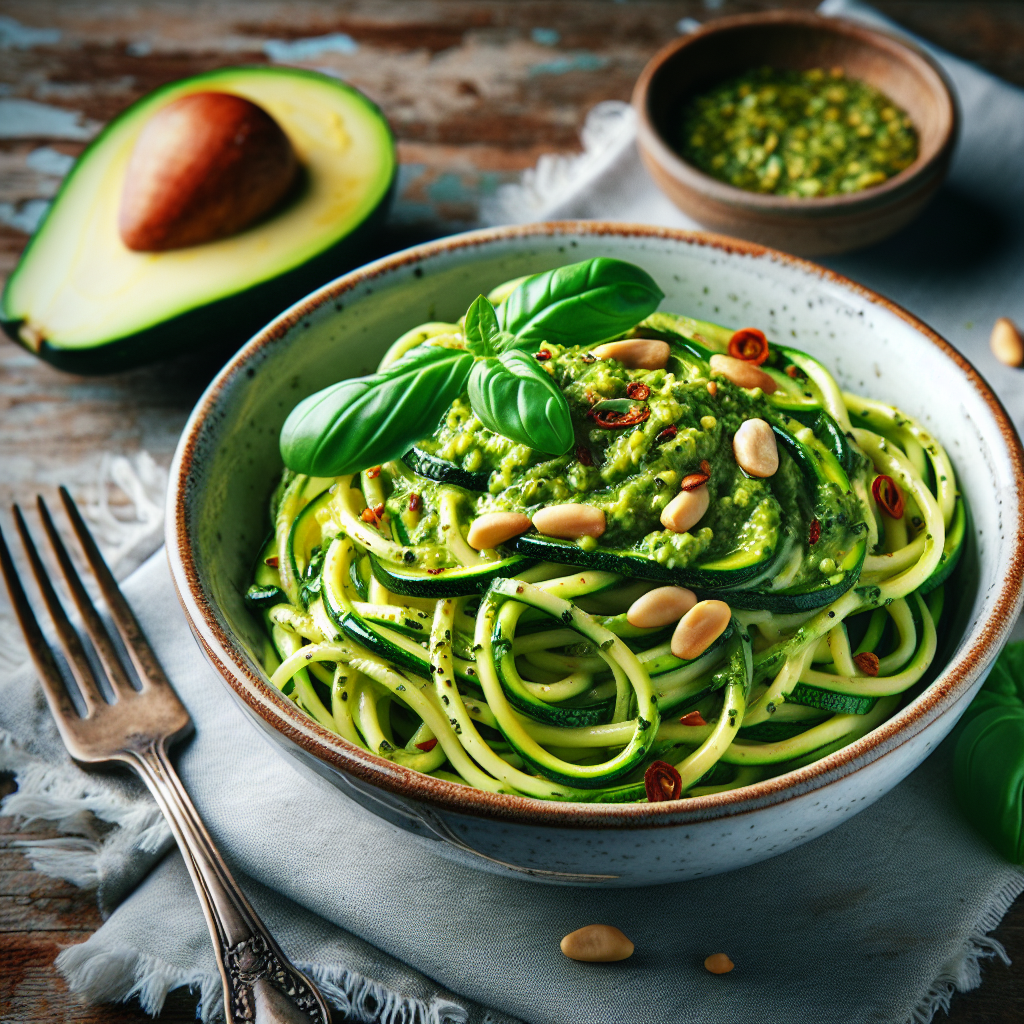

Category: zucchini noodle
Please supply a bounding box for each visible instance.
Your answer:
[247,288,965,804]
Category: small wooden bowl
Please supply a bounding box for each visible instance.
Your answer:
[632,11,958,255]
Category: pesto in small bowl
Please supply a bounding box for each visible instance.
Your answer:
[679,66,918,198]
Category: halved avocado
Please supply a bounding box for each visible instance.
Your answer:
[1,66,396,373]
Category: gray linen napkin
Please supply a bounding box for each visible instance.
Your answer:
[3,2,1024,1022]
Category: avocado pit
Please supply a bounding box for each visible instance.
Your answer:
[119,91,298,252]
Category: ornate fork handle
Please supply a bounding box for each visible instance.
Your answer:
[128,739,331,1024]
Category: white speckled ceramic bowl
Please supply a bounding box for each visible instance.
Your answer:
[167,223,1024,887]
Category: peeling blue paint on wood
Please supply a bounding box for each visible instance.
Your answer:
[529,52,608,77]
[0,99,100,139]
[0,16,61,50]
[263,33,360,63]
[531,28,561,47]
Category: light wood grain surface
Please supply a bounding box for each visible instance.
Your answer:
[2,2,1023,1021]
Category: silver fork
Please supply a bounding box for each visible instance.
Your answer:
[0,487,332,1024]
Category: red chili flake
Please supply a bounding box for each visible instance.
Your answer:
[656,425,678,444]
[415,738,439,751]
[872,475,905,518]
[360,502,386,525]
[426,568,446,575]
[575,444,594,466]
[854,652,880,677]
[728,327,769,365]
[809,518,822,545]
[700,459,711,476]
[366,465,382,479]
[588,405,651,429]
[264,555,279,568]
[678,710,707,727]
[644,760,683,802]
[625,381,651,400]
[785,364,804,380]
[408,492,422,512]
[680,472,710,492]
[535,349,552,361]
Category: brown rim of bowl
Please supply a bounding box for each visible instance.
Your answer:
[631,10,959,215]
[168,220,1024,830]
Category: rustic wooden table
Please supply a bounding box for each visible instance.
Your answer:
[2,2,1023,1021]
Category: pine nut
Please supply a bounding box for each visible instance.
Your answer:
[560,924,634,962]
[660,483,709,533]
[709,354,778,394]
[733,418,779,477]
[466,512,532,550]
[592,339,670,370]
[627,586,697,628]
[533,503,606,540]
[671,599,731,660]
[991,317,1024,367]
[704,952,735,974]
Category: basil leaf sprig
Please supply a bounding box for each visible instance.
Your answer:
[499,257,664,349]
[468,350,574,455]
[280,257,664,475]
[280,345,473,477]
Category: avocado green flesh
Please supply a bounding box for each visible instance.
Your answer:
[393,327,867,597]
[1,67,395,369]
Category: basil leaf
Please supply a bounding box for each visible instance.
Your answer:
[467,350,573,455]
[280,345,474,476]
[464,295,501,356]
[954,706,1024,863]
[953,640,1024,863]
[499,257,664,348]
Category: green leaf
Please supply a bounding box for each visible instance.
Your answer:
[280,345,474,476]
[954,706,1024,863]
[957,641,1024,733]
[498,257,664,349]
[953,641,1024,863]
[464,295,501,356]
[467,350,573,455]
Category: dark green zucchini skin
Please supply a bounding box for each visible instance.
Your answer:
[787,682,877,715]
[1,193,394,374]
[511,534,780,592]
[403,446,490,491]
[718,543,865,612]
[369,551,535,597]
[920,495,966,595]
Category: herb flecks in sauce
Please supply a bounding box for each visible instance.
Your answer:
[679,66,918,197]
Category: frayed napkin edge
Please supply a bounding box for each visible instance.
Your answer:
[479,99,636,225]
[907,870,1024,1024]
[54,939,471,1024]
[0,729,172,911]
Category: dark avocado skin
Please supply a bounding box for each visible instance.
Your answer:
[1,67,397,375]
[0,184,394,375]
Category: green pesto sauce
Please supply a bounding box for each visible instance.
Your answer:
[679,66,918,197]
[387,320,866,592]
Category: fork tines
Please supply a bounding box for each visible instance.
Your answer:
[0,488,168,722]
